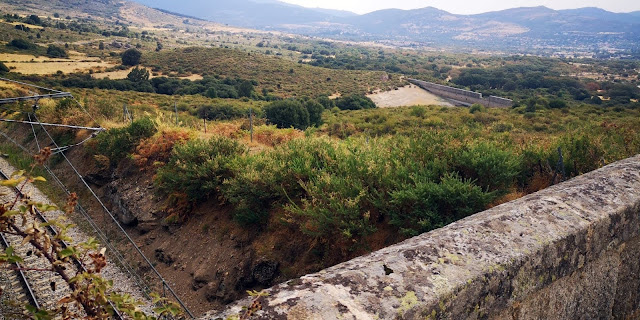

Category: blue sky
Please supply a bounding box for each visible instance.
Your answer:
[279,0,640,14]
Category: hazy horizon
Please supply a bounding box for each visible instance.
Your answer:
[278,0,640,15]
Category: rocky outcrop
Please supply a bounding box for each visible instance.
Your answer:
[103,163,161,227]
[202,155,640,319]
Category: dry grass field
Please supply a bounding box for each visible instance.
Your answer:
[1,50,112,75]
[0,52,101,62]
[92,67,204,80]
[5,61,113,74]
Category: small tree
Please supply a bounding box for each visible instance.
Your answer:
[0,62,9,73]
[25,14,41,25]
[46,44,68,58]
[264,100,310,130]
[317,95,335,109]
[305,100,324,127]
[98,41,105,50]
[127,66,150,82]
[236,80,254,98]
[121,48,142,66]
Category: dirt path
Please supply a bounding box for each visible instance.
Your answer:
[367,85,453,108]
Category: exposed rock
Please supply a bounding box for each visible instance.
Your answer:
[106,181,138,226]
[204,277,234,303]
[154,248,174,266]
[251,261,278,286]
[192,265,215,291]
[83,172,112,187]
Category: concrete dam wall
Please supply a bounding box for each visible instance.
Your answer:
[203,155,640,319]
[409,79,514,108]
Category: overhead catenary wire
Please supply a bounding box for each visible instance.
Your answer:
[27,113,41,152]
[0,118,105,131]
[0,77,100,133]
[50,132,97,155]
[0,78,194,318]
[0,92,73,105]
[0,129,150,299]
[71,97,101,127]
[31,113,195,319]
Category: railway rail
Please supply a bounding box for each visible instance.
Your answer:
[0,169,122,319]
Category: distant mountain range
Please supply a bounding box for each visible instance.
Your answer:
[130,0,640,52]
[131,0,347,27]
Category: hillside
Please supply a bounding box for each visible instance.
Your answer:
[132,0,640,54]
[143,47,404,97]
[0,0,639,317]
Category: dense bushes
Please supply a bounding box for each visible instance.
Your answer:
[154,137,245,202]
[142,105,640,246]
[455,142,521,195]
[264,100,311,129]
[36,74,258,100]
[197,105,244,120]
[90,118,157,165]
[389,173,491,236]
[8,38,36,50]
[46,45,68,58]
[263,98,325,129]
[334,94,376,110]
[219,134,521,239]
[121,48,142,66]
[127,67,150,82]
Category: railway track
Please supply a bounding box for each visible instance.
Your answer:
[0,169,121,319]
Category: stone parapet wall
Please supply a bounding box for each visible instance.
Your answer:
[409,79,513,108]
[203,155,640,319]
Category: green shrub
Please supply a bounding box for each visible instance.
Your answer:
[46,45,68,58]
[121,48,142,66]
[549,99,568,109]
[469,103,485,114]
[197,105,244,120]
[388,173,491,236]
[454,142,521,195]
[335,94,376,110]
[91,118,156,164]
[127,67,150,82]
[155,136,245,202]
[410,106,427,117]
[304,100,324,127]
[264,100,310,129]
[286,173,375,240]
[317,95,335,109]
[222,153,282,225]
[8,38,36,50]
[552,134,605,178]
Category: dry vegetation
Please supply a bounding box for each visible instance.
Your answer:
[144,47,406,97]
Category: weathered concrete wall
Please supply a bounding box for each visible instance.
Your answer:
[202,155,640,320]
[409,79,513,108]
